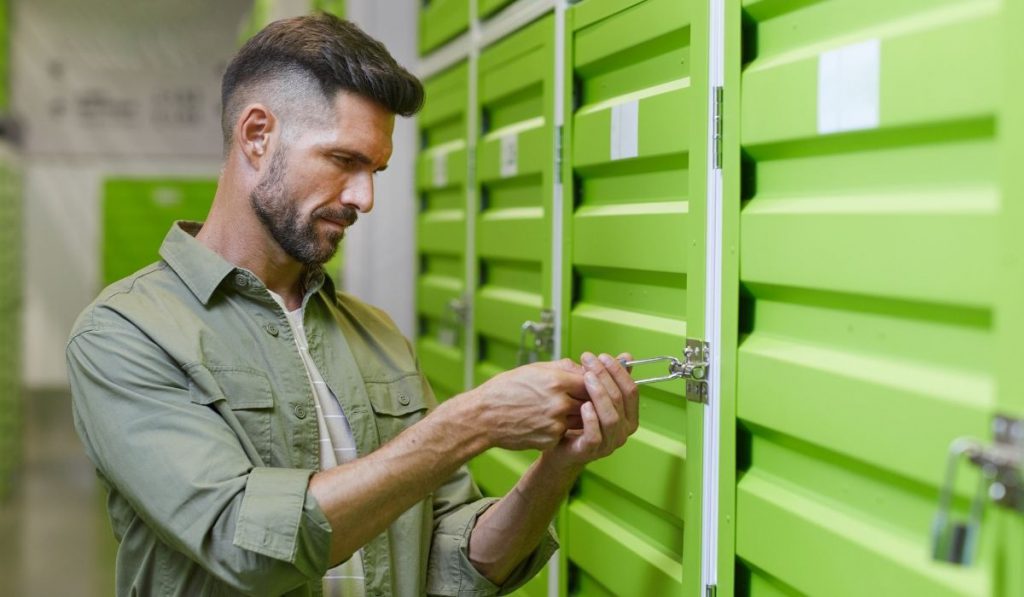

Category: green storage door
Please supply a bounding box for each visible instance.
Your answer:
[102,178,217,285]
[732,0,1005,594]
[563,0,705,594]
[478,0,514,20]
[420,0,470,55]
[416,62,470,402]
[469,15,556,596]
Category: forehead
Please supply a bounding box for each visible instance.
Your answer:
[305,91,395,162]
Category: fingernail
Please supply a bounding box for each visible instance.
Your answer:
[598,354,615,367]
[582,353,596,366]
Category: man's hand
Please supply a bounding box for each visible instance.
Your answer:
[547,352,639,466]
[460,358,588,452]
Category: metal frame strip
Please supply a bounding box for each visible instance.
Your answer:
[700,0,726,593]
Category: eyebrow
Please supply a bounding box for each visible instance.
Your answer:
[328,148,388,172]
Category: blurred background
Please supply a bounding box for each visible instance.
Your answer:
[0,1,419,594]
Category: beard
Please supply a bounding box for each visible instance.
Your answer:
[249,145,358,265]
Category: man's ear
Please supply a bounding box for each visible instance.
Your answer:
[236,103,277,169]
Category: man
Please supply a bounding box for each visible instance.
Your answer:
[67,13,638,597]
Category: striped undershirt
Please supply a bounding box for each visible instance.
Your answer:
[271,292,366,597]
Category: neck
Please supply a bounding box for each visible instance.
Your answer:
[196,173,306,310]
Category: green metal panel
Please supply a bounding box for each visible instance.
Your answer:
[102,178,216,286]
[470,15,556,502]
[561,0,707,594]
[997,1,1024,594]
[416,62,470,402]
[732,0,1006,594]
[478,0,514,20]
[419,0,470,55]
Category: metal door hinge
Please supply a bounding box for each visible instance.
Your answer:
[932,414,1023,566]
[706,585,717,597]
[713,86,724,170]
[518,309,555,364]
[620,339,710,404]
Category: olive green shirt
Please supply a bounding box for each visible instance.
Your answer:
[66,221,556,596]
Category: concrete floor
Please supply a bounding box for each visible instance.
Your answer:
[0,390,113,596]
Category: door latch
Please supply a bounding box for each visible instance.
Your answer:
[517,309,554,365]
[620,339,710,404]
[438,297,468,347]
[932,414,1023,566]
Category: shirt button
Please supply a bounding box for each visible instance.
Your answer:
[265,322,279,337]
[234,273,249,288]
[293,404,307,419]
[398,394,410,406]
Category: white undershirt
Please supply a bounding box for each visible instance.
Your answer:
[270,291,366,597]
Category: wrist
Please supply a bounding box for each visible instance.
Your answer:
[433,390,493,458]
[536,449,586,479]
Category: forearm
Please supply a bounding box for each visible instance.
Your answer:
[309,393,489,565]
[467,451,583,585]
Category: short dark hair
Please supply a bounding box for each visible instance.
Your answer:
[221,12,423,149]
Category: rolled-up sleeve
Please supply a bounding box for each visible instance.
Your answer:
[66,313,332,594]
[426,468,559,597]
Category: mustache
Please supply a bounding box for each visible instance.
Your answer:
[314,206,358,227]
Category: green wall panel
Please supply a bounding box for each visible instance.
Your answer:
[416,61,470,402]
[420,0,470,55]
[732,0,1007,594]
[563,0,705,594]
[472,15,556,497]
[102,178,216,286]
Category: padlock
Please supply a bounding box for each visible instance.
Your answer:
[931,438,987,565]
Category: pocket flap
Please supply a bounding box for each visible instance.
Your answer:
[365,374,427,416]
[189,365,274,410]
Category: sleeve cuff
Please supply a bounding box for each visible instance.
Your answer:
[426,498,559,597]
[233,467,332,579]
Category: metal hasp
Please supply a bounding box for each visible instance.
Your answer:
[620,339,710,404]
[438,297,468,348]
[517,309,555,365]
[931,414,1023,566]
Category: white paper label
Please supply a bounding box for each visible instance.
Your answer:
[817,39,881,135]
[433,150,448,188]
[610,100,640,161]
[500,133,518,178]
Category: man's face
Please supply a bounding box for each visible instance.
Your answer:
[250,91,395,265]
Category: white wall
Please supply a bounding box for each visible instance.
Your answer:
[14,0,251,389]
[342,0,420,339]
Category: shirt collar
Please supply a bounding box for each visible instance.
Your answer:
[159,221,336,306]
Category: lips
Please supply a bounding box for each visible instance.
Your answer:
[317,208,358,228]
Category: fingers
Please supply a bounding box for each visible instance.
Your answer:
[611,353,640,430]
[575,401,602,452]
[582,352,625,424]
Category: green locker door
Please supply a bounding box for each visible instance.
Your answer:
[996,1,1024,593]
[416,62,470,402]
[728,0,1006,594]
[470,16,556,596]
[562,0,707,594]
[420,0,470,55]
[478,0,514,20]
[102,178,217,285]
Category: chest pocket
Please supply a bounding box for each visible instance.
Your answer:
[188,365,275,466]
[364,374,428,445]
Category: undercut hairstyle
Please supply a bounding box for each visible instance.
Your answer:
[220,12,424,154]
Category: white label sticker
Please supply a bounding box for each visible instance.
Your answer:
[817,38,880,135]
[500,133,518,178]
[433,150,448,188]
[610,100,640,161]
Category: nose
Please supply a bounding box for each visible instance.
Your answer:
[340,171,374,213]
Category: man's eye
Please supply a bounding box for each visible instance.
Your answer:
[333,155,356,166]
